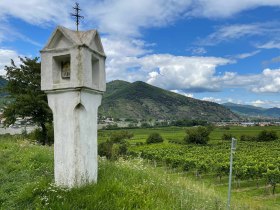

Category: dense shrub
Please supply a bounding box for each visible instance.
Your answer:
[221,126,230,130]
[98,131,131,160]
[104,124,119,130]
[240,130,278,142]
[98,140,129,160]
[110,131,134,143]
[141,122,152,128]
[98,140,113,159]
[240,135,257,142]
[184,126,211,145]
[28,123,54,145]
[222,133,233,141]
[171,119,208,127]
[146,133,164,144]
[257,130,278,142]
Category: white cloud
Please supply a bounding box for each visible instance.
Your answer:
[187,47,207,55]
[0,0,72,27]
[250,100,280,108]
[233,50,260,59]
[202,97,222,103]
[0,0,280,96]
[103,36,280,94]
[143,54,231,91]
[189,1,280,18]
[0,23,42,47]
[1,1,280,38]
[256,40,280,49]
[0,49,20,75]
[251,100,266,107]
[198,23,280,46]
[102,37,151,58]
[103,36,233,91]
[251,68,280,93]
[171,90,193,98]
[86,0,191,36]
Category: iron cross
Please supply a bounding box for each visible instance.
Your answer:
[71,2,84,31]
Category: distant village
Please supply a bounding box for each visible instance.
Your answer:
[1,108,280,135]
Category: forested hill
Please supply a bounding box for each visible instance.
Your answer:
[99,80,239,121]
[222,102,280,118]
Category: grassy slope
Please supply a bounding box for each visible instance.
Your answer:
[99,80,239,121]
[100,126,280,209]
[223,102,280,118]
[0,135,239,210]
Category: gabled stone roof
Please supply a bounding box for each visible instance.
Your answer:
[42,26,105,55]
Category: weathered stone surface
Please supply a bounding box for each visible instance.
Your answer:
[41,26,106,92]
[41,26,106,187]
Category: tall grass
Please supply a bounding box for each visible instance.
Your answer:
[0,136,239,210]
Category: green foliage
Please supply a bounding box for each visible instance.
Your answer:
[220,126,230,130]
[223,102,280,118]
[240,135,257,141]
[103,123,119,130]
[264,168,280,194]
[129,126,280,199]
[257,130,278,142]
[0,75,8,98]
[222,133,233,141]
[28,124,54,144]
[171,119,208,127]
[98,131,132,159]
[184,126,212,145]
[0,138,232,210]
[99,80,239,121]
[3,57,52,145]
[109,130,134,143]
[140,122,152,128]
[146,132,164,144]
[239,130,278,142]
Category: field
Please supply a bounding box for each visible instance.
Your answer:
[0,135,246,210]
[0,126,279,209]
[99,126,280,209]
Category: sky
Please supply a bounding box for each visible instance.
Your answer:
[0,0,280,108]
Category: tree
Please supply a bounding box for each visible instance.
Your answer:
[257,130,278,142]
[146,133,164,144]
[98,131,130,160]
[264,168,280,194]
[184,126,212,145]
[221,133,233,141]
[3,57,53,145]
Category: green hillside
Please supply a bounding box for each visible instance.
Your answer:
[99,80,239,121]
[0,136,237,210]
[223,102,280,118]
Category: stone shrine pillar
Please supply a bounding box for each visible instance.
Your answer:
[40,26,106,187]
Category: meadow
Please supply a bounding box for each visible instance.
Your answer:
[0,126,279,209]
[0,134,241,210]
[99,126,280,209]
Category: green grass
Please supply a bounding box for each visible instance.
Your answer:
[108,126,280,210]
[1,126,279,209]
[99,125,280,143]
[0,135,244,210]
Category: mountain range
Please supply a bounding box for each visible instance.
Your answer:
[222,102,280,118]
[99,80,239,121]
[2,77,279,120]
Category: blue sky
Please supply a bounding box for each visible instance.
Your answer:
[0,1,280,108]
